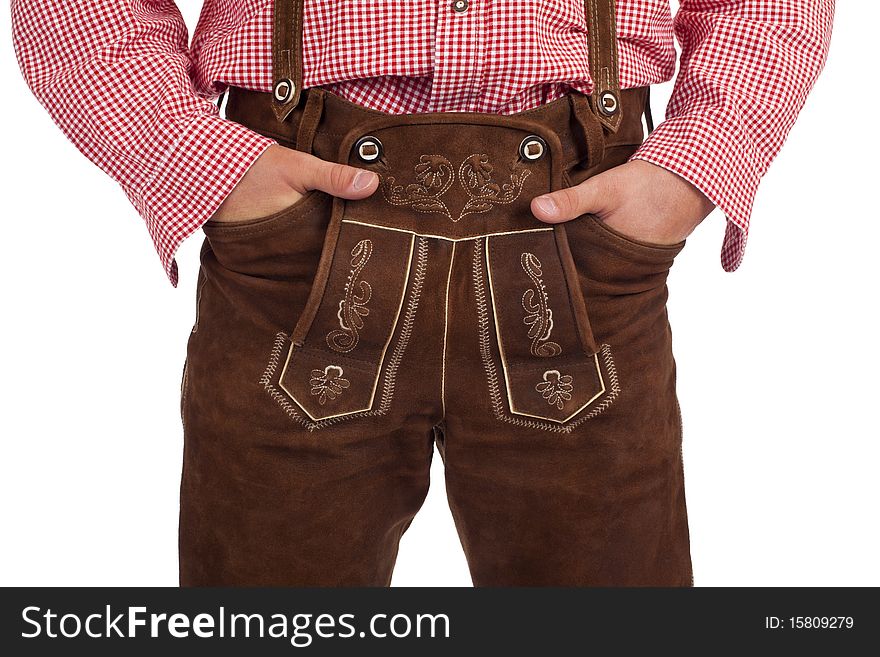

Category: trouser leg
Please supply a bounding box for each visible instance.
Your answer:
[441,224,693,586]
[178,196,448,585]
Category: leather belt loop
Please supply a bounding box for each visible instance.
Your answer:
[295,88,325,154]
[584,0,622,134]
[644,86,655,134]
[272,0,305,122]
[570,92,605,169]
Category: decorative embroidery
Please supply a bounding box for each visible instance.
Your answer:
[261,237,430,432]
[458,153,531,221]
[472,240,619,434]
[380,154,454,218]
[520,253,562,357]
[327,239,373,353]
[309,365,350,406]
[379,153,530,222]
[536,370,574,410]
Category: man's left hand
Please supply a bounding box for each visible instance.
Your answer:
[530,160,715,246]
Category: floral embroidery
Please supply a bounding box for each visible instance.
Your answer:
[458,153,531,221]
[472,241,619,433]
[327,239,373,353]
[379,153,530,222]
[536,370,573,410]
[309,365,351,406]
[380,154,454,218]
[261,238,430,432]
[520,253,562,357]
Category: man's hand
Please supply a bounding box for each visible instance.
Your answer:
[530,160,715,246]
[210,144,380,223]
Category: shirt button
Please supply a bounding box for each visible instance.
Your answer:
[451,0,469,12]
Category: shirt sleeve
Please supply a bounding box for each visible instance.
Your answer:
[11,0,276,287]
[629,0,835,272]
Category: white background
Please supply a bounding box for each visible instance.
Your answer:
[1,2,876,587]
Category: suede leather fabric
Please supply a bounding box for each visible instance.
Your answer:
[178,81,693,586]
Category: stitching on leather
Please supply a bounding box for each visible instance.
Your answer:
[458,153,531,221]
[260,236,428,432]
[439,242,457,421]
[326,239,373,353]
[380,155,455,220]
[202,191,327,238]
[588,0,599,93]
[379,152,530,222]
[520,252,563,357]
[536,369,574,409]
[607,0,620,93]
[271,0,281,85]
[293,0,302,86]
[191,268,207,334]
[309,365,350,405]
[292,345,377,370]
[473,239,619,434]
[583,214,685,257]
[180,359,189,432]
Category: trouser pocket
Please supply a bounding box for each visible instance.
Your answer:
[480,225,618,428]
[274,200,417,422]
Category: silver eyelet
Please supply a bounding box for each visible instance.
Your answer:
[355,136,383,163]
[519,135,547,161]
[273,78,295,104]
[598,91,619,116]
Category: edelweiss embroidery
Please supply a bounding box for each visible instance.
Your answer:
[310,366,350,406]
[327,239,373,353]
[520,253,562,357]
[536,370,573,410]
[380,153,530,222]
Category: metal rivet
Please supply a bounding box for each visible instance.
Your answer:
[355,135,383,162]
[598,91,619,116]
[451,0,469,12]
[273,78,295,104]
[519,135,547,161]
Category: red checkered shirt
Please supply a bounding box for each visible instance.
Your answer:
[11,1,834,286]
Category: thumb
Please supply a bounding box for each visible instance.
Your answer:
[296,153,380,200]
[531,173,614,224]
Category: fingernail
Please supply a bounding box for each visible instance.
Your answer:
[352,170,376,191]
[535,195,558,217]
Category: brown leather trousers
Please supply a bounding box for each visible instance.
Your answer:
[179,84,693,586]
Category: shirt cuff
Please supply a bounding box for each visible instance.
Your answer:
[629,110,763,272]
[131,113,276,287]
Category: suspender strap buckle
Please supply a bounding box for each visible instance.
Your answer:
[584,0,623,134]
[272,0,306,122]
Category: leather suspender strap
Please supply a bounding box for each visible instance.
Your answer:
[584,0,622,133]
[570,0,623,164]
[271,0,305,122]
[269,0,621,132]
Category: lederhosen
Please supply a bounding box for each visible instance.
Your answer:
[179,0,693,586]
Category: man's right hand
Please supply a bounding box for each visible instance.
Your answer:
[209,144,380,223]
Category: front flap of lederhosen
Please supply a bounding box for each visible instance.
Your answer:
[276,200,415,422]
[484,229,611,424]
[269,0,624,425]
